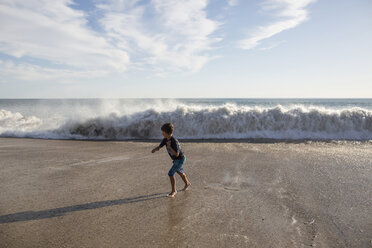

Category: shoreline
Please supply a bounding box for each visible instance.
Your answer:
[0,137,371,247]
[1,136,371,144]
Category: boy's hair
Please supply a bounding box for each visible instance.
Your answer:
[161,123,174,135]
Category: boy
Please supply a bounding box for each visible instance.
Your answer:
[151,123,191,198]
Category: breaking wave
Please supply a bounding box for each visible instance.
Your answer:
[1,103,372,141]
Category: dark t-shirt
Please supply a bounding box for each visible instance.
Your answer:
[159,136,184,160]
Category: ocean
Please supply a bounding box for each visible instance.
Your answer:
[0,98,371,141]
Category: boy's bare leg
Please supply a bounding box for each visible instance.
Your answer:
[177,172,191,191]
[168,176,177,197]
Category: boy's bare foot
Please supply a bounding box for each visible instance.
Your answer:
[167,191,177,198]
[182,183,191,191]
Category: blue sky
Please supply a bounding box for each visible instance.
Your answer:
[0,0,371,98]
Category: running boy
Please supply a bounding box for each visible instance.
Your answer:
[151,123,191,198]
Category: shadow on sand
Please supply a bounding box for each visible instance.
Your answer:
[0,192,167,224]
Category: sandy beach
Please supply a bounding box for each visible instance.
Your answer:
[0,137,371,247]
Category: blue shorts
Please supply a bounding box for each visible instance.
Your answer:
[168,156,186,177]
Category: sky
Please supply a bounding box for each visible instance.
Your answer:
[0,0,371,98]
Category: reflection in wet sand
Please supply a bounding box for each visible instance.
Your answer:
[162,191,190,247]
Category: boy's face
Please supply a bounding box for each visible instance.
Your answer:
[162,131,171,139]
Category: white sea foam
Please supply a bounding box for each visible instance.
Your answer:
[1,103,371,141]
[0,109,42,133]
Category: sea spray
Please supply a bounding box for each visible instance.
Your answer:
[1,103,371,140]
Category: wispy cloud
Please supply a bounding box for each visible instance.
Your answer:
[258,40,286,50]
[0,0,316,82]
[0,0,221,80]
[0,0,130,80]
[237,0,316,50]
[99,0,222,74]
[0,60,108,83]
[226,0,239,7]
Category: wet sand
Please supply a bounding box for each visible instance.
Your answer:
[0,138,371,247]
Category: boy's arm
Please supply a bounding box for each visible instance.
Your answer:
[152,139,166,153]
[151,145,161,153]
[167,139,180,157]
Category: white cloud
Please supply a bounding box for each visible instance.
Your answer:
[226,0,239,7]
[0,0,222,80]
[98,0,222,73]
[237,0,316,50]
[0,60,108,82]
[259,40,286,50]
[0,0,130,80]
